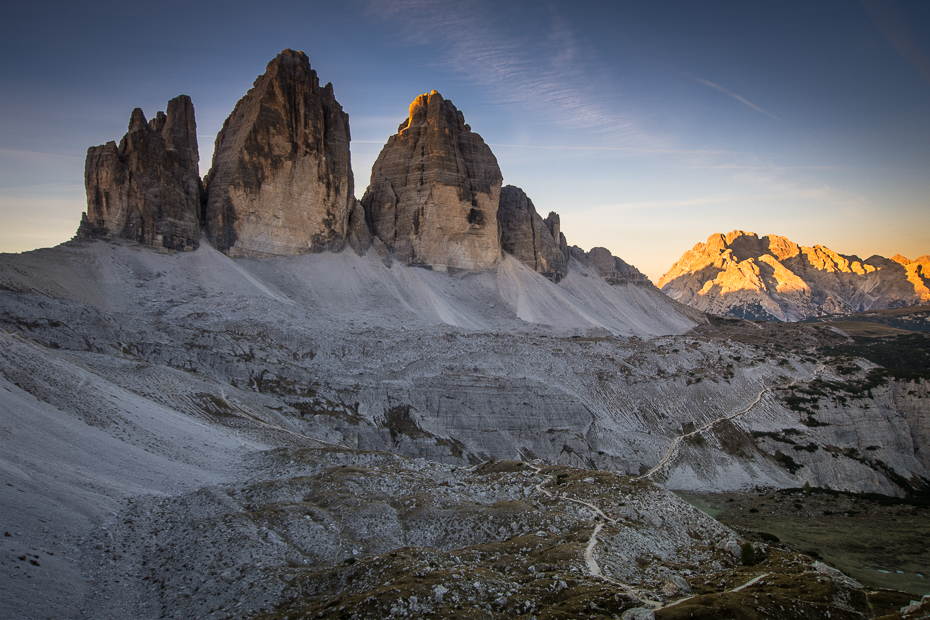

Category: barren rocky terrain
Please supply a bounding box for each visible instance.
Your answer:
[1,240,928,619]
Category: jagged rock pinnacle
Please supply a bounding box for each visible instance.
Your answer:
[77,95,202,251]
[498,185,567,282]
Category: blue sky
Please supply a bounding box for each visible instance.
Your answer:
[1,0,927,280]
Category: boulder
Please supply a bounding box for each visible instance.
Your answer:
[204,49,354,257]
[361,90,502,270]
[77,95,202,251]
[497,185,567,281]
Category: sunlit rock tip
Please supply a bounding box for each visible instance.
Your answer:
[660,230,930,321]
[77,95,203,251]
[204,48,354,257]
[361,90,501,270]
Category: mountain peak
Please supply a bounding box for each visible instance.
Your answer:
[203,48,353,257]
[660,231,929,320]
[400,90,468,134]
[76,95,202,251]
[361,91,501,270]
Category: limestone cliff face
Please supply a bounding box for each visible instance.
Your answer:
[497,185,567,281]
[569,246,652,286]
[204,49,354,257]
[893,254,930,303]
[360,91,502,270]
[659,230,930,320]
[77,95,202,251]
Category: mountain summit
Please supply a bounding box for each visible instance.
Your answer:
[361,90,503,270]
[659,230,930,320]
[73,52,659,293]
[204,49,355,257]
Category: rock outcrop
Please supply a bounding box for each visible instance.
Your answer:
[658,230,930,320]
[77,95,202,251]
[361,91,502,270]
[497,185,567,281]
[204,49,354,257]
[570,246,651,286]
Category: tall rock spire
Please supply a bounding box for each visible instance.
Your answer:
[77,95,202,251]
[204,49,355,257]
[361,90,502,270]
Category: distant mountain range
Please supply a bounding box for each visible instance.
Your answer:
[658,230,929,321]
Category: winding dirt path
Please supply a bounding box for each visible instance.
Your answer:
[637,365,825,480]
[657,572,772,611]
[522,461,664,607]
[520,459,807,612]
[584,523,605,577]
[730,572,770,592]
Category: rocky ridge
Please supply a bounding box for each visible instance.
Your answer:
[659,230,930,321]
[75,50,654,289]
[573,246,651,286]
[2,237,926,619]
[78,95,203,251]
[0,243,924,498]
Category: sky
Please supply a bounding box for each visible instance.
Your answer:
[1,0,928,282]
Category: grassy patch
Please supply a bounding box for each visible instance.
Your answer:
[773,451,803,474]
[701,489,930,596]
[821,332,930,371]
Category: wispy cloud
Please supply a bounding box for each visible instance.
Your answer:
[489,143,733,156]
[688,164,843,171]
[0,148,84,161]
[363,0,665,148]
[725,167,869,211]
[692,77,782,122]
[572,184,866,218]
[566,160,868,217]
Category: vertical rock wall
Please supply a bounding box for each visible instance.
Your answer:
[498,185,567,281]
[78,95,203,251]
[72,51,657,293]
[361,91,502,270]
[204,49,354,257]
